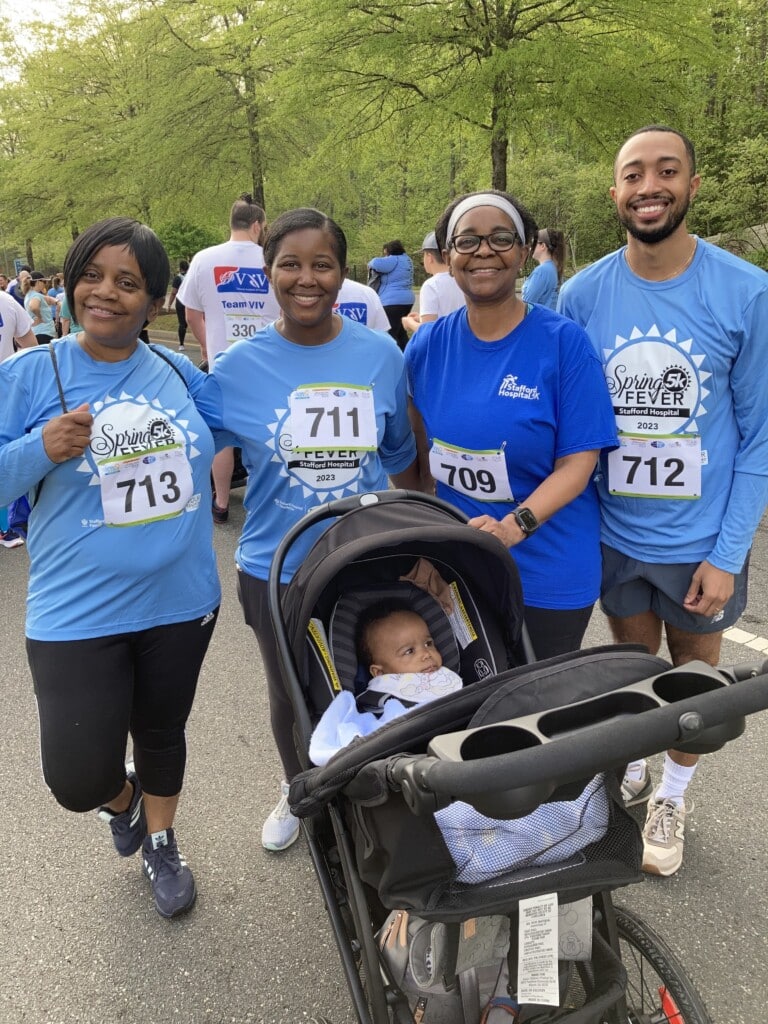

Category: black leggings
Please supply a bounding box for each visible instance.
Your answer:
[176,303,187,345]
[383,304,412,351]
[26,611,218,812]
[523,604,594,661]
[236,568,301,780]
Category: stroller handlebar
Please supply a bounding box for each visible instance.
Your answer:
[387,667,768,819]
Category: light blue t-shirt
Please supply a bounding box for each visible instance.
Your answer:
[367,254,415,306]
[558,239,768,573]
[24,288,55,338]
[0,339,220,640]
[405,306,618,609]
[195,317,417,582]
[522,260,559,310]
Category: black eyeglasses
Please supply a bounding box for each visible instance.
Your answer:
[448,231,520,254]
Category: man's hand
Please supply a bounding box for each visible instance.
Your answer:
[42,403,93,462]
[683,560,735,617]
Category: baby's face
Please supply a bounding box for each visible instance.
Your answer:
[369,611,443,676]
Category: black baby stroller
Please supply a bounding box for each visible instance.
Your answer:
[269,490,768,1024]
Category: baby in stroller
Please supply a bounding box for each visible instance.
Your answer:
[312,594,611,890]
[356,600,464,710]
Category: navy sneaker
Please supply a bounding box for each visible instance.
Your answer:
[97,772,147,856]
[142,829,196,919]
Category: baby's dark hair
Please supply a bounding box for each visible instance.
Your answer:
[355,598,418,668]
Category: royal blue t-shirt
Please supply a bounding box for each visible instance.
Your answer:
[405,306,617,609]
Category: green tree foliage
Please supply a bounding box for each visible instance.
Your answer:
[0,0,767,272]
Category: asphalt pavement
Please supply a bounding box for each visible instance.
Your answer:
[2,353,768,1022]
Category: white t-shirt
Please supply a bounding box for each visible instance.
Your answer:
[418,272,466,319]
[0,290,34,362]
[333,278,390,331]
[177,239,281,360]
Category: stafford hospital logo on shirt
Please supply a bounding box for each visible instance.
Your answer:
[602,323,710,434]
[498,375,540,400]
[214,266,269,295]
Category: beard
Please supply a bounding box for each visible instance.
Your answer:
[619,195,691,245]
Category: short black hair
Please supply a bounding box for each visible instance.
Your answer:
[615,125,697,179]
[63,217,170,314]
[354,598,419,668]
[230,193,266,231]
[434,190,538,253]
[179,259,189,272]
[383,240,406,256]
[262,207,347,268]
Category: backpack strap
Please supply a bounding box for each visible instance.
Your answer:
[147,343,191,393]
[48,342,69,413]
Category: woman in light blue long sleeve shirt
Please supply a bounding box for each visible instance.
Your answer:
[368,239,414,350]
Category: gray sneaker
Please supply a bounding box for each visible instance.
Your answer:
[142,828,196,918]
[97,772,147,856]
[621,763,653,806]
[642,792,690,877]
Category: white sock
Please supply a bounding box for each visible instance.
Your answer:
[656,755,697,806]
[624,759,647,781]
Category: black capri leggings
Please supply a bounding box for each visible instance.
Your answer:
[236,567,302,780]
[26,610,218,813]
[383,304,413,351]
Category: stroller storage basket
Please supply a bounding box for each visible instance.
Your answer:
[344,766,641,921]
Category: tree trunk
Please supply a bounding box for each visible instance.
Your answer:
[26,238,34,268]
[490,78,508,191]
[243,70,266,208]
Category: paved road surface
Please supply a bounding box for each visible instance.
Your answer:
[2,394,768,1022]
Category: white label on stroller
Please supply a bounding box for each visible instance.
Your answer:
[558,898,593,961]
[289,384,378,451]
[517,893,559,1006]
[446,582,478,649]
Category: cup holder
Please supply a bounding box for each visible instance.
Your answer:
[538,691,658,739]
[459,725,541,761]
[652,670,727,704]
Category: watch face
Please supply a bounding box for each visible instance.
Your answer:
[516,507,539,533]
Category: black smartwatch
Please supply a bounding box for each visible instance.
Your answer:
[512,506,539,537]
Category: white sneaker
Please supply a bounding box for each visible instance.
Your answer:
[621,762,653,806]
[0,529,24,548]
[261,780,300,852]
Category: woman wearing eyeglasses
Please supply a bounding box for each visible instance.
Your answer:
[406,191,618,658]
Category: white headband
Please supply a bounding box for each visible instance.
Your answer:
[446,194,526,247]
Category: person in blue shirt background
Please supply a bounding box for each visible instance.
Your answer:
[367,239,415,350]
[522,227,565,310]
